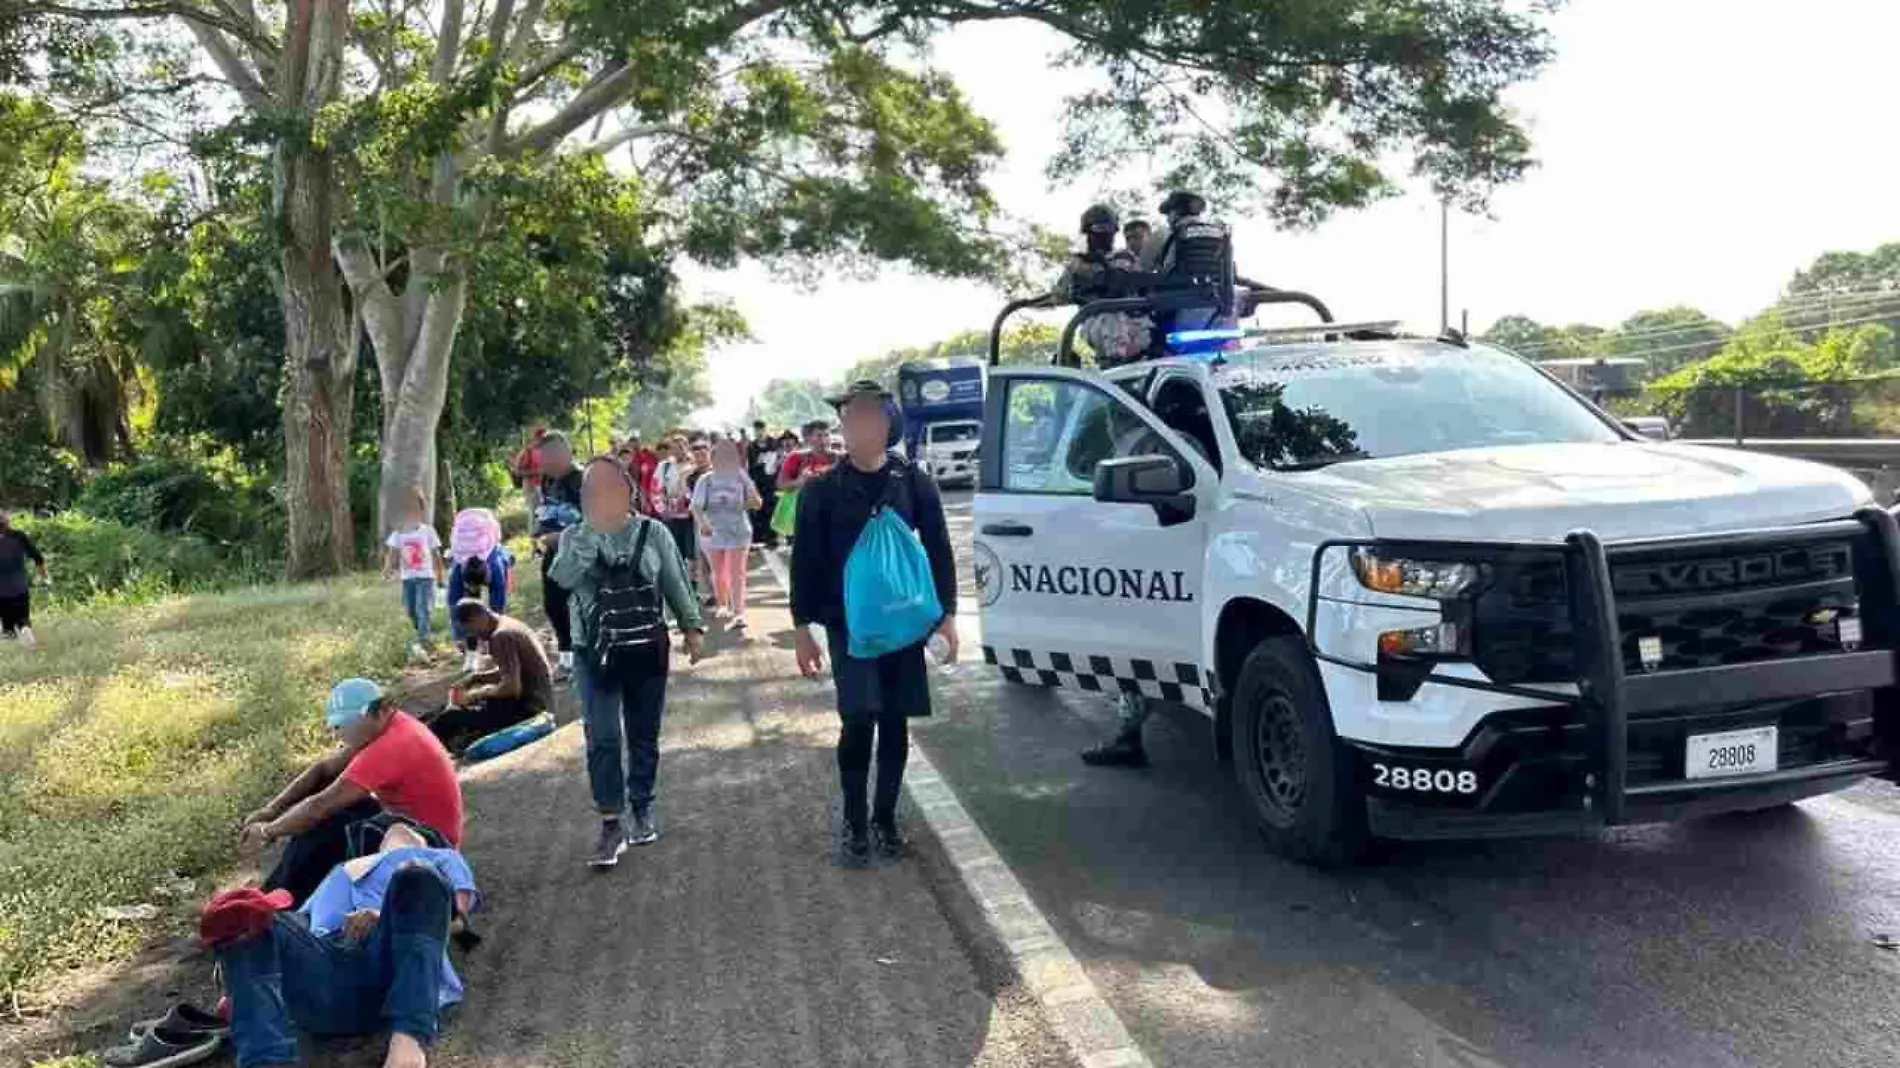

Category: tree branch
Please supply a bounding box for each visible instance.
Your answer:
[430,0,465,84]
[185,20,272,108]
[504,60,632,155]
[14,0,278,55]
[501,0,544,67]
[510,37,583,98]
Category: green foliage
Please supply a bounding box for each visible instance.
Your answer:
[1645,317,1898,438]
[75,453,284,559]
[0,92,154,466]
[0,389,84,510]
[14,511,245,607]
[1041,0,1552,225]
[1603,306,1731,376]
[131,202,287,467]
[751,378,835,431]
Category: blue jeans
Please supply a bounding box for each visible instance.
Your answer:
[574,653,669,817]
[401,577,434,643]
[219,866,454,1068]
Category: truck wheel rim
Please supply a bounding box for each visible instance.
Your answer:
[1254,691,1307,818]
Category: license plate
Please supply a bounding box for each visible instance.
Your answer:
[1685,726,1778,780]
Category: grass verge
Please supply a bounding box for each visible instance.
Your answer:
[0,575,430,1007]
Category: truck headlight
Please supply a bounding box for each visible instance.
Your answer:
[1351,551,1482,599]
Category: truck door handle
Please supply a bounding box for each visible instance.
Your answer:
[981,522,1034,537]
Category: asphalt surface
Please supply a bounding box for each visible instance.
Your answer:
[914,489,1900,1068]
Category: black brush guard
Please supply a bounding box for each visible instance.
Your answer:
[1303,507,1900,824]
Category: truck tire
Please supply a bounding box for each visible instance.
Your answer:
[1230,637,1368,865]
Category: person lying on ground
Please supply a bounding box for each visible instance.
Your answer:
[0,506,49,651]
[210,822,479,1068]
[240,679,464,905]
[429,601,553,754]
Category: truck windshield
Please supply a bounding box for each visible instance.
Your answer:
[929,423,980,444]
[1214,344,1622,471]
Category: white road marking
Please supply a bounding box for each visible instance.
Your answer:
[758,543,1155,1068]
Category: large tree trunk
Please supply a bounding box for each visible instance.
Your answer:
[375,267,467,532]
[339,227,470,538]
[277,0,357,579]
[281,234,355,577]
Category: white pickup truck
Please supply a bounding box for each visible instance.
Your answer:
[973,290,1900,863]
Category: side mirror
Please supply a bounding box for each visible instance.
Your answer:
[1094,454,1196,524]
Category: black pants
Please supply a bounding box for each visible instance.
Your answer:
[262,799,448,906]
[751,473,778,546]
[0,592,29,635]
[838,708,909,832]
[827,629,929,832]
[427,695,543,755]
[664,517,697,564]
[542,551,572,653]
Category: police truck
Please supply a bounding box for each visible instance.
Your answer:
[973,283,1900,863]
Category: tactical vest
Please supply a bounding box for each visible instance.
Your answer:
[1160,217,1231,283]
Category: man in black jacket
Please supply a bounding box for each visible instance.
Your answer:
[533,433,585,676]
[791,380,958,867]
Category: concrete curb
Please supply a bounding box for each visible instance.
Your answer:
[759,546,1154,1068]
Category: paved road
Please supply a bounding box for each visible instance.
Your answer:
[915,490,1900,1068]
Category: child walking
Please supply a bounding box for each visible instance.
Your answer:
[691,439,763,632]
[383,488,446,660]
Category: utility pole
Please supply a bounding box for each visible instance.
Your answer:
[1439,199,1450,335]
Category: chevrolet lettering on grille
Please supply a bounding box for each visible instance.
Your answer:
[1611,545,1851,597]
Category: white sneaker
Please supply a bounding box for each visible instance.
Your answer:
[407,641,428,662]
[18,627,36,651]
[462,651,480,672]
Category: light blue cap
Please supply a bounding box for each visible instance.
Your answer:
[325,678,384,729]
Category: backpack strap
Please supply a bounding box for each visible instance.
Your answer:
[630,516,653,574]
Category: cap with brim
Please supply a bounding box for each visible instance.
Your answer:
[325,677,383,729]
[200,887,294,947]
[827,379,895,408]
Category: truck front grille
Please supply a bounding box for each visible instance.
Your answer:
[1471,541,1859,686]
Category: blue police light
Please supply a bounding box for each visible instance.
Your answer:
[1164,327,1245,357]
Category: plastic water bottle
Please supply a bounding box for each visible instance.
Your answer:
[927,632,956,672]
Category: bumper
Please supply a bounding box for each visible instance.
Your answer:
[930,460,976,484]
[1368,762,1883,840]
[1350,692,1886,841]
[1306,507,1900,836]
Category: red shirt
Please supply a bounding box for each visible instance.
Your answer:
[343,711,465,846]
[514,444,544,489]
[633,450,663,517]
[780,449,835,485]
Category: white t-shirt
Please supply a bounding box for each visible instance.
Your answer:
[385,524,442,581]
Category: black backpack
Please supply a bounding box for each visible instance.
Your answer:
[587,520,668,680]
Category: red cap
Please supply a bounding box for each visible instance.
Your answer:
[200,887,294,947]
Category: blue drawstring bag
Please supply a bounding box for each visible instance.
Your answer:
[844,501,942,660]
[461,712,556,763]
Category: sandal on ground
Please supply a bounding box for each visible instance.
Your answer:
[128,1002,228,1041]
[103,1027,222,1068]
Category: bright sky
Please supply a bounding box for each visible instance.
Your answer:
[687,0,1900,424]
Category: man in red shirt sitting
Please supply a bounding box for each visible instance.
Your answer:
[240,678,465,905]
